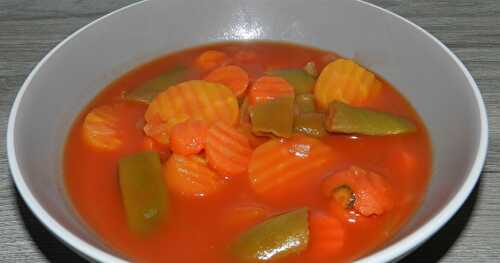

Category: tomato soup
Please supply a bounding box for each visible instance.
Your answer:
[64,42,432,263]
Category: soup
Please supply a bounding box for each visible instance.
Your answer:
[64,42,432,262]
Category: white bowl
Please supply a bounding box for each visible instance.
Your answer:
[7,0,488,262]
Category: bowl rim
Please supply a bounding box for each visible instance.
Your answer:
[6,0,488,262]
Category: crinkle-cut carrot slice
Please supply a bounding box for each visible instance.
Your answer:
[307,212,345,261]
[170,120,208,156]
[223,203,269,229]
[164,154,225,198]
[206,122,253,178]
[321,166,394,216]
[82,104,123,151]
[143,114,189,145]
[204,65,250,97]
[248,136,336,200]
[145,80,239,139]
[314,58,382,110]
[247,76,295,106]
[195,50,230,72]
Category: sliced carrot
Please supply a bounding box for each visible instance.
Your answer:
[314,58,382,110]
[222,203,268,229]
[205,122,252,178]
[164,154,225,198]
[247,76,295,106]
[143,114,189,145]
[82,105,122,151]
[204,65,249,97]
[307,212,345,261]
[321,166,393,216]
[238,123,269,149]
[248,136,336,200]
[195,50,229,72]
[170,120,208,156]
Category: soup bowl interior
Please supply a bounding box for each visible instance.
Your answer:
[7,0,487,262]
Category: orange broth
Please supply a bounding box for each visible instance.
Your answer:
[64,42,432,263]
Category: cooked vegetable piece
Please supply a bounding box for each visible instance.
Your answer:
[82,105,122,151]
[307,212,344,260]
[295,94,317,114]
[144,114,189,145]
[205,122,252,177]
[169,120,208,155]
[124,66,186,103]
[223,204,269,229]
[266,69,316,95]
[249,96,295,138]
[249,136,336,200]
[303,61,318,78]
[118,152,168,233]
[231,208,309,262]
[314,58,382,109]
[142,137,171,161]
[204,65,249,97]
[332,185,356,209]
[145,80,239,139]
[325,101,417,135]
[238,123,270,149]
[164,154,225,198]
[321,166,393,216]
[247,76,295,106]
[294,113,327,138]
[195,50,229,71]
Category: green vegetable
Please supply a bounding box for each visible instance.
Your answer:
[231,208,309,262]
[295,94,317,114]
[124,66,186,103]
[118,151,168,233]
[250,96,295,138]
[266,69,316,95]
[294,113,327,138]
[325,101,417,135]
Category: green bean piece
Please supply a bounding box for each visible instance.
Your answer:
[231,208,309,262]
[294,113,327,138]
[266,69,316,95]
[124,66,186,103]
[250,96,295,138]
[295,94,317,114]
[118,151,168,234]
[325,101,417,135]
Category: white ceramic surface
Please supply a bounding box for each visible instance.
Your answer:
[7,0,488,262]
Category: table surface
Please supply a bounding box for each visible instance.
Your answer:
[1,0,499,262]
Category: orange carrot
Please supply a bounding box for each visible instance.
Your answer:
[204,65,250,97]
[307,212,345,261]
[164,154,225,198]
[247,76,295,106]
[321,166,393,216]
[82,105,122,151]
[238,123,269,149]
[248,136,336,200]
[195,50,229,72]
[205,122,253,178]
[222,203,268,229]
[170,120,208,155]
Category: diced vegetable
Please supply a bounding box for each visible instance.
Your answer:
[321,166,393,216]
[266,69,316,95]
[205,122,252,178]
[247,76,295,106]
[249,96,295,138]
[231,208,309,262]
[307,212,344,260]
[118,152,168,233]
[82,105,122,151]
[223,204,269,229]
[325,101,417,135]
[249,136,336,200]
[124,66,186,103]
[294,113,327,138]
[314,58,382,109]
[295,94,317,114]
[169,120,208,155]
[164,154,225,198]
[195,50,229,71]
[303,61,318,78]
[204,65,249,97]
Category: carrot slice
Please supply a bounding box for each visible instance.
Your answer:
[170,120,208,155]
[195,50,229,72]
[321,166,393,216]
[205,122,252,177]
[204,65,249,97]
[222,203,268,229]
[164,154,225,198]
[248,136,336,200]
[307,212,345,261]
[247,76,295,106]
[314,58,382,110]
[238,123,269,149]
[82,105,122,151]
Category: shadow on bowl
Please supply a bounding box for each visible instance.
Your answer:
[14,175,483,263]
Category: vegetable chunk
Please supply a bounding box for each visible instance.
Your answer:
[266,69,316,95]
[293,113,327,138]
[82,105,122,151]
[249,96,295,138]
[307,212,345,261]
[248,76,295,106]
[204,65,249,97]
[195,50,229,71]
[124,66,186,103]
[169,120,208,155]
